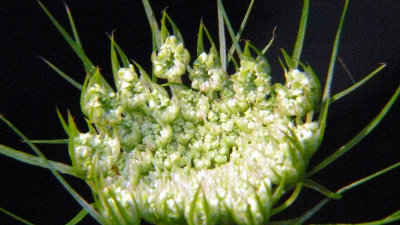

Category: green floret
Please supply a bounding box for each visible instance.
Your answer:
[116,65,147,112]
[231,56,272,105]
[275,68,321,116]
[82,70,122,126]
[72,132,120,179]
[152,36,190,82]
[189,52,228,97]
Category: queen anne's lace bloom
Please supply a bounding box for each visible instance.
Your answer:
[70,33,321,225]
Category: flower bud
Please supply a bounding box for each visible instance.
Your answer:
[152,35,190,82]
[190,52,228,96]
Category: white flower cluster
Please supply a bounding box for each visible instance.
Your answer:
[72,133,120,179]
[71,35,321,224]
[275,69,320,116]
[190,52,227,96]
[82,76,122,126]
[152,36,190,82]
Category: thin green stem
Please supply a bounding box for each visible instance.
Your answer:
[292,0,309,68]
[271,183,303,216]
[332,63,386,102]
[0,144,77,176]
[39,57,82,90]
[27,139,68,144]
[227,0,255,63]
[217,0,226,71]
[356,210,400,225]
[322,0,350,101]
[0,116,103,224]
[303,179,341,199]
[66,208,89,225]
[142,0,161,49]
[217,0,243,61]
[0,207,36,225]
[298,161,400,224]
[38,1,94,73]
[308,84,400,178]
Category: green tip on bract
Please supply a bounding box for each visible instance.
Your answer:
[1,0,400,225]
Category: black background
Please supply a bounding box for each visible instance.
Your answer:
[1,0,400,224]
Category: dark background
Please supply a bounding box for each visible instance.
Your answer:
[1,0,400,224]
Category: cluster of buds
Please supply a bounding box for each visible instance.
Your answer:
[67,14,321,225]
[190,52,227,96]
[152,36,190,82]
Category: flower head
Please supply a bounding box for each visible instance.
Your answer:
[67,28,322,223]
